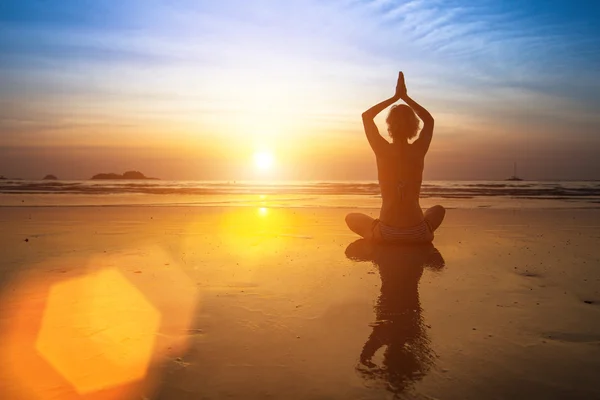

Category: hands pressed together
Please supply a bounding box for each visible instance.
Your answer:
[394,71,408,100]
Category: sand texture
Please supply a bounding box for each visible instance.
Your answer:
[0,206,599,399]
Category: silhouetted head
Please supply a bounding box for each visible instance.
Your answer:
[386,105,420,142]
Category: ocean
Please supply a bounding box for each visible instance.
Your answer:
[1,180,599,209]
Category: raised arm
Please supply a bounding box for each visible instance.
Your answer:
[361,73,405,154]
[400,84,434,154]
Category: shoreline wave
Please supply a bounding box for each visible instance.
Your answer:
[1,180,599,200]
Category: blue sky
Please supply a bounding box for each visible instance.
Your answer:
[1,0,599,180]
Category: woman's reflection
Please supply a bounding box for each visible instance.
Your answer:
[345,239,445,395]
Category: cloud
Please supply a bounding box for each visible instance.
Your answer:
[1,0,599,179]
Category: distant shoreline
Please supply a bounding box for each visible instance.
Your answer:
[1,177,599,182]
[90,177,160,181]
[90,171,159,180]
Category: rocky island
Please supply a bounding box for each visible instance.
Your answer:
[43,175,58,180]
[90,171,158,180]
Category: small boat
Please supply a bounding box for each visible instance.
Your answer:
[506,162,523,181]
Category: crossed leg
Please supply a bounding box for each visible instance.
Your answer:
[345,213,376,240]
[424,205,445,232]
[345,205,446,240]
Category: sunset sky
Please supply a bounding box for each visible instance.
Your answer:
[1,0,599,180]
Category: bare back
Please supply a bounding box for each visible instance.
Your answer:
[376,143,425,227]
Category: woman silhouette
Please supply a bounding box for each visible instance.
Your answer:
[346,72,445,243]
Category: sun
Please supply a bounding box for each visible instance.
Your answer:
[253,151,274,171]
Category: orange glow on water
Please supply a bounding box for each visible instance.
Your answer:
[213,207,293,263]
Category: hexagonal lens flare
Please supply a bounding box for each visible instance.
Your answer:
[35,268,161,394]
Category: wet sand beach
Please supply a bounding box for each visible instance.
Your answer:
[0,206,599,399]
